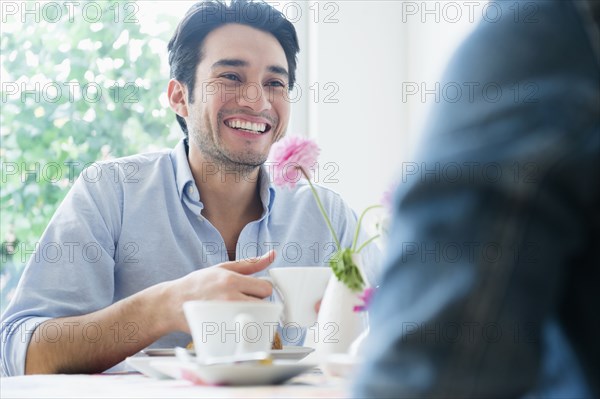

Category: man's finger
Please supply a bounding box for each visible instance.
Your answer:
[221,250,276,275]
[223,291,270,302]
[235,275,274,299]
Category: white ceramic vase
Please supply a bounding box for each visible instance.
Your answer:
[310,253,368,357]
[348,312,370,357]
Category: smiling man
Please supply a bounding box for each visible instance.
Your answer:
[168,22,292,260]
[1,0,378,376]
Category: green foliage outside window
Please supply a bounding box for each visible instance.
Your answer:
[1,0,181,311]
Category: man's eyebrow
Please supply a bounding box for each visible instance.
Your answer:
[211,59,289,79]
[268,65,289,79]
[211,59,248,69]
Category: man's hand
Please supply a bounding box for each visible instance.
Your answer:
[25,250,276,374]
[163,250,276,333]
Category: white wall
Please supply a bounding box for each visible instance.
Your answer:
[307,1,408,213]
[301,1,483,213]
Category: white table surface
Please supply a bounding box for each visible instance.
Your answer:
[1,369,350,398]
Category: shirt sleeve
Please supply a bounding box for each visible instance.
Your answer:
[1,163,123,376]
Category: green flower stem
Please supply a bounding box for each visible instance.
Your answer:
[300,168,341,250]
[356,234,381,254]
[352,205,383,252]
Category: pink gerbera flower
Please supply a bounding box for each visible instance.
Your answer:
[269,136,320,188]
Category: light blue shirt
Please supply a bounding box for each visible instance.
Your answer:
[1,139,379,376]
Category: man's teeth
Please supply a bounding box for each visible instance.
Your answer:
[225,120,267,133]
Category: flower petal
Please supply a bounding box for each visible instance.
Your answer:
[269,137,321,188]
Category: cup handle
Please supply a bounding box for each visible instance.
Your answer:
[259,276,284,301]
[259,276,286,322]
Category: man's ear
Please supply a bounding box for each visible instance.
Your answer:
[167,79,189,117]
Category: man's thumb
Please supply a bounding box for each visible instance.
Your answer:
[222,250,276,274]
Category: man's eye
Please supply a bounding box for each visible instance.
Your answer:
[266,81,285,88]
[222,74,241,82]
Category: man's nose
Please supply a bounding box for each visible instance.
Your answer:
[236,82,272,112]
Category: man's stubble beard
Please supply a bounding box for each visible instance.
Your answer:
[189,113,268,176]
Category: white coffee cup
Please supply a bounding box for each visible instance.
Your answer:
[265,267,332,327]
[183,300,282,362]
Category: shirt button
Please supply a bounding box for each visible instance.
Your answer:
[188,186,194,194]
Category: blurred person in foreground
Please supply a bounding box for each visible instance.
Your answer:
[355,0,599,397]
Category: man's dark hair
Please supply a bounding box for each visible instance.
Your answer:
[167,0,300,136]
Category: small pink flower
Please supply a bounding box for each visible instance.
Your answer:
[380,189,393,210]
[353,287,376,312]
[269,136,320,188]
[381,181,399,210]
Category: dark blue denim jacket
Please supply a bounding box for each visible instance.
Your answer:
[354,0,599,397]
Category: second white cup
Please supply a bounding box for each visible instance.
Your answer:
[265,266,332,327]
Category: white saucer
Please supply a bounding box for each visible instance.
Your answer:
[271,346,314,361]
[150,359,316,386]
[322,353,361,378]
[142,348,193,357]
[125,356,177,379]
[143,346,314,361]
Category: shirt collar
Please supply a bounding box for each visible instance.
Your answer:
[258,165,276,215]
[170,138,276,212]
[170,139,194,201]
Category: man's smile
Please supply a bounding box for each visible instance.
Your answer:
[223,115,273,135]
